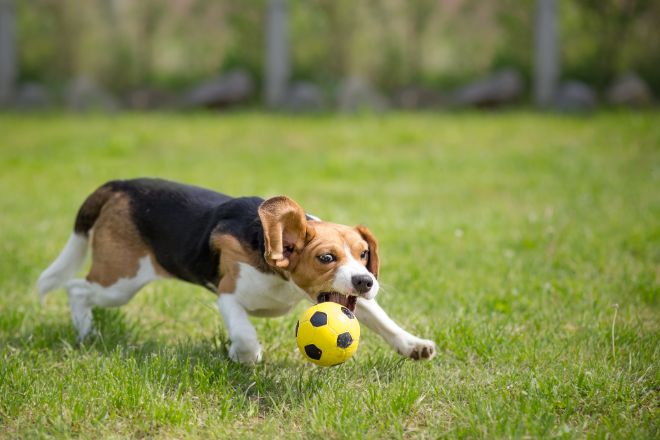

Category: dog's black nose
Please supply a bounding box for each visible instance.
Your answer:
[351,275,374,294]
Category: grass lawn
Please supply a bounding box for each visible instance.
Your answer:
[0,112,658,439]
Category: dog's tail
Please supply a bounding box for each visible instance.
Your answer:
[37,183,116,302]
[36,233,89,302]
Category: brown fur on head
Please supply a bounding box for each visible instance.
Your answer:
[258,196,380,303]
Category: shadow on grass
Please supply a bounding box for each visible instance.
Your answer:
[1,308,339,411]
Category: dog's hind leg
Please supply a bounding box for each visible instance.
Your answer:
[68,194,168,342]
[66,279,95,341]
[66,255,162,341]
[38,182,116,303]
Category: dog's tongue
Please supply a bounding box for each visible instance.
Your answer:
[317,292,357,312]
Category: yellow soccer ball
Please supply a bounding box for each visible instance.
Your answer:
[295,302,360,367]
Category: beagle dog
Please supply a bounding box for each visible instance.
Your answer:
[37,178,436,363]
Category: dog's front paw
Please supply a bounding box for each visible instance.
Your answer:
[228,342,263,365]
[394,335,436,360]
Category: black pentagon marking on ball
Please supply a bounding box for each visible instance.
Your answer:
[310,311,328,327]
[304,344,322,360]
[341,306,355,319]
[337,332,353,348]
[295,321,299,337]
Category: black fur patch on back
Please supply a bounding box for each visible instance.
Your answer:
[106,178,265,289]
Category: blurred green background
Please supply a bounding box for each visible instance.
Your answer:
[4,0,660,108]
[1,1,659,438]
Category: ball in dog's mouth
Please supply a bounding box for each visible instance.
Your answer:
[317,292,357,312]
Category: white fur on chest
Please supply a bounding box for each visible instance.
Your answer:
[233,263,308,317]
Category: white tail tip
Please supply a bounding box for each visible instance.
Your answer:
[37,233,89,304]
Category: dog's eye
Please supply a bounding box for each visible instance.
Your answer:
[360,250,369,260]
[317,254,336,264]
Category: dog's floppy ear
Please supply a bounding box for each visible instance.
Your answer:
[355,225,380,279]
[259,196,313,269]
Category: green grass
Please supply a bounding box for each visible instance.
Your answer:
[0,112,658,439]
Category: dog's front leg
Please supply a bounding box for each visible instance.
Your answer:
[217,294,262,364]
[355,298,436,360]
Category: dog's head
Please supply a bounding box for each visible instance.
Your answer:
[258,196,379,311]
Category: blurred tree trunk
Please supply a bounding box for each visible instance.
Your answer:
[406,0,435,84]
[317,0,354,79]
[265,0,289,108]
[534,0,559,107]
[369,0,402,89]
[51,0,78,81]
[135,1,163,86]
[0,0,16,106]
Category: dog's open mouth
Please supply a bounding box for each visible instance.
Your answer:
[317,292,357,312]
